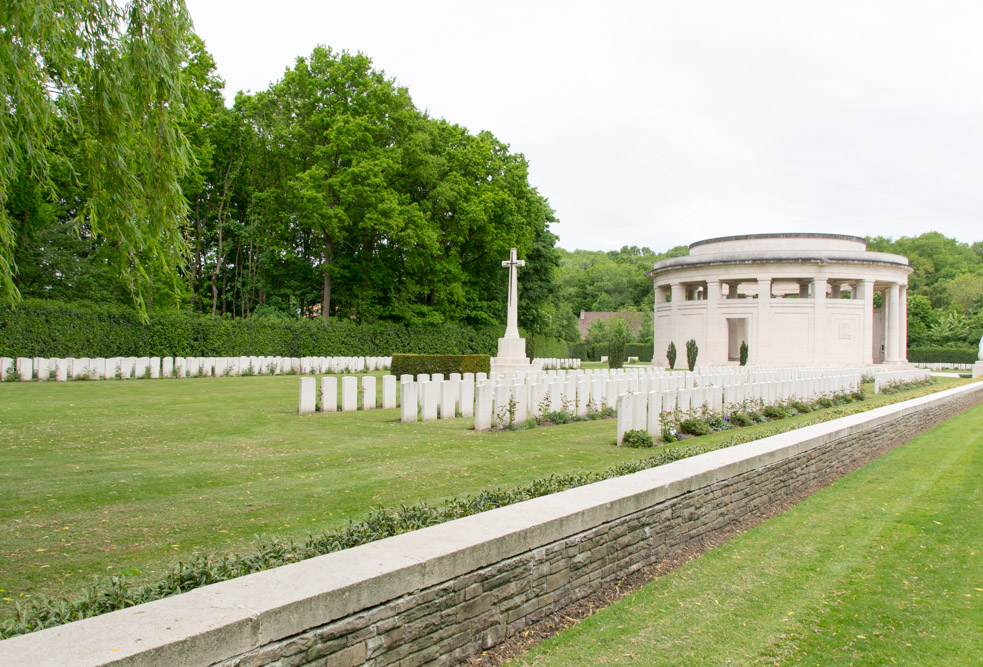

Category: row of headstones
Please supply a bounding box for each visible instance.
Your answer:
[615,373,865,445]
[395,370,865,432]
[0,356,392,382]
[872,368,931,393]
[533,358,582,370]
[912,362,972,371]
[298,375,400,414]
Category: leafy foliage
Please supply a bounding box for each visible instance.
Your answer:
[739,340,749,366]
[1,0,195,316]
[667,342,677,369]
[621,429,654,448]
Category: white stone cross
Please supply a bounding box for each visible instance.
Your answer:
[502,248,525,339]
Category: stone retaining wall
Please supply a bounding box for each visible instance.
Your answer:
[3,382,982,667]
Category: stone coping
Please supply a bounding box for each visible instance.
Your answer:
[688,232,867,249]
[646,249,912,278]
[2,381,981,666]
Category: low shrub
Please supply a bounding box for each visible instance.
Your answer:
[762,404,788,420]
[390,354,490,378]
[679,417,712,436]
[706,414,733,431]
[730,412,754,427]
[791,401,813,414]
[621,429,654,448]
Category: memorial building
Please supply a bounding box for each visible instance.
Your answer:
[647,233,913,367]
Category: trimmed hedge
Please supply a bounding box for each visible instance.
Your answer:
[524,334,572,360]
[390,354,491,377]
[0,299,500,358]
[907,346,979,364]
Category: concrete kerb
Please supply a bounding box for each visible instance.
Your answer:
[2,380,981,666]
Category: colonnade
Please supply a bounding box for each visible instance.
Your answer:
[654,277,908,366]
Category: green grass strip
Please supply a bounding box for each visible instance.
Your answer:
[513,399,983,666]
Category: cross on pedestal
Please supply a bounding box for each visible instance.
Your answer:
[502,248,525,339]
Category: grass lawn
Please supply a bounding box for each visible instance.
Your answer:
[0,373,970,616]
[512,396,983,666]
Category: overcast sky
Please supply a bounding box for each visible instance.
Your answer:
[184,0,983,253]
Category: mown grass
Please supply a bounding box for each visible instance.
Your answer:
[512,394,983,666]
[0,373,969,617]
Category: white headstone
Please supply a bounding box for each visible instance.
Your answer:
[400,381,417,423]
[0,357,11,381]
[362,376,377,410]
[382,375,397,409]
[321,376,338,412]
[440,380,457,419]
[299,377,316,414]
[341,376,358,412]
[420,381,439,421]
[460,379,475,418]
[474,383,493,430]
[617,393,634,445]
[633,391,647,430]
[16,357,32,381]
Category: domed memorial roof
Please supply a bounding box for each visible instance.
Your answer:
[647,233,910,278]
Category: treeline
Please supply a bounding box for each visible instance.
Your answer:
[868,233,983,351]
[4,7,563,337]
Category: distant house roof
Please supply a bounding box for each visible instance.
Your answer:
[577,311,645,340]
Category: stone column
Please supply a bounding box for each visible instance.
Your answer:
[858,279,874,365]
[829,281,841,299]
[669,282,683,364]
[899,284,908,363]
[706,279,724,364]
[754,278,771,365]
[798,281,810,298]
[886,283,901,363]
[813,277,827,365]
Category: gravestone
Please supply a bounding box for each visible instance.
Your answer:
[362,376,377,410]
[460,379,475,418]
[616,393,633,445]
[321,377,338,413]
[162,357,174,378]
[421,381,439,421]
[647,391,662,438]
[474,383,493,430]
[341,377,358,412]
[299,377,316,414]
[382,375,397,409]
[440,381,456,419]
[400,381,417,423]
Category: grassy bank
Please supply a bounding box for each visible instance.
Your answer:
[513,395,983,665]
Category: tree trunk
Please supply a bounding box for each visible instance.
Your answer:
[210,227,222,318]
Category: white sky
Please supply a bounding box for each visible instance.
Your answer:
[184,0,983,252]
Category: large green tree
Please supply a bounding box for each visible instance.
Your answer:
[1,0,195,314]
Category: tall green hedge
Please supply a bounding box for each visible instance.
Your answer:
[0,300,501,357]
[524,334,572,359]
[907,346,979,364]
